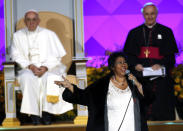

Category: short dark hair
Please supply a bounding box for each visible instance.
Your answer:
[108,51,128,72]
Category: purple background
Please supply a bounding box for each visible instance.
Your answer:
[84,0,183,67]
[0,0,183,69]
[0,0,5,71]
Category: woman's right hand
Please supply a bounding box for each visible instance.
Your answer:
[54,76,74,93]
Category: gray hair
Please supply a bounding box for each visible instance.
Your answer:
[141,2,158,13]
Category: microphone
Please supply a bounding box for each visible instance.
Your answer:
[125,70,130,75]
[125,70,135,85]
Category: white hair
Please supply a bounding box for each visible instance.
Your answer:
[141,2,158,13]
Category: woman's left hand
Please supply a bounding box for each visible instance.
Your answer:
[128,74,144,96]
[128,73,136,82]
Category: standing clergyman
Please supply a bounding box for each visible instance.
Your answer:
[124,2,178,120]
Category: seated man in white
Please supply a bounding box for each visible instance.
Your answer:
[11,10,73,125]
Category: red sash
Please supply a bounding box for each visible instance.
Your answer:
[138,46,164,59]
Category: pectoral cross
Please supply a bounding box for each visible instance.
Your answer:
[144,49,150,58]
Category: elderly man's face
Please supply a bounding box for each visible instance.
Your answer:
[143,5,157,26]
[24,12,40,31]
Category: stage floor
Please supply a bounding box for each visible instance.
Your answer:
[148,120,183,131]
[0,121,183,131]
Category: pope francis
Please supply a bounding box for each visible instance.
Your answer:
[11,10,73,125]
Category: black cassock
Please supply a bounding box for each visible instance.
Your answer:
[123,23,178,120]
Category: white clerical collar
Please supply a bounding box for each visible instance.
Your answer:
[145,23,156,29]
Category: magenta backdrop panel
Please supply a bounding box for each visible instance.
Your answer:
[0,0,5,71]
[84,0,183,67]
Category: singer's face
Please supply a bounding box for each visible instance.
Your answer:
[113,57,128,76]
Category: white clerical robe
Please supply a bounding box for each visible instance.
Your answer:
[11,26,73,116]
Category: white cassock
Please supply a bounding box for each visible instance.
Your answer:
[11,26,73,116]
